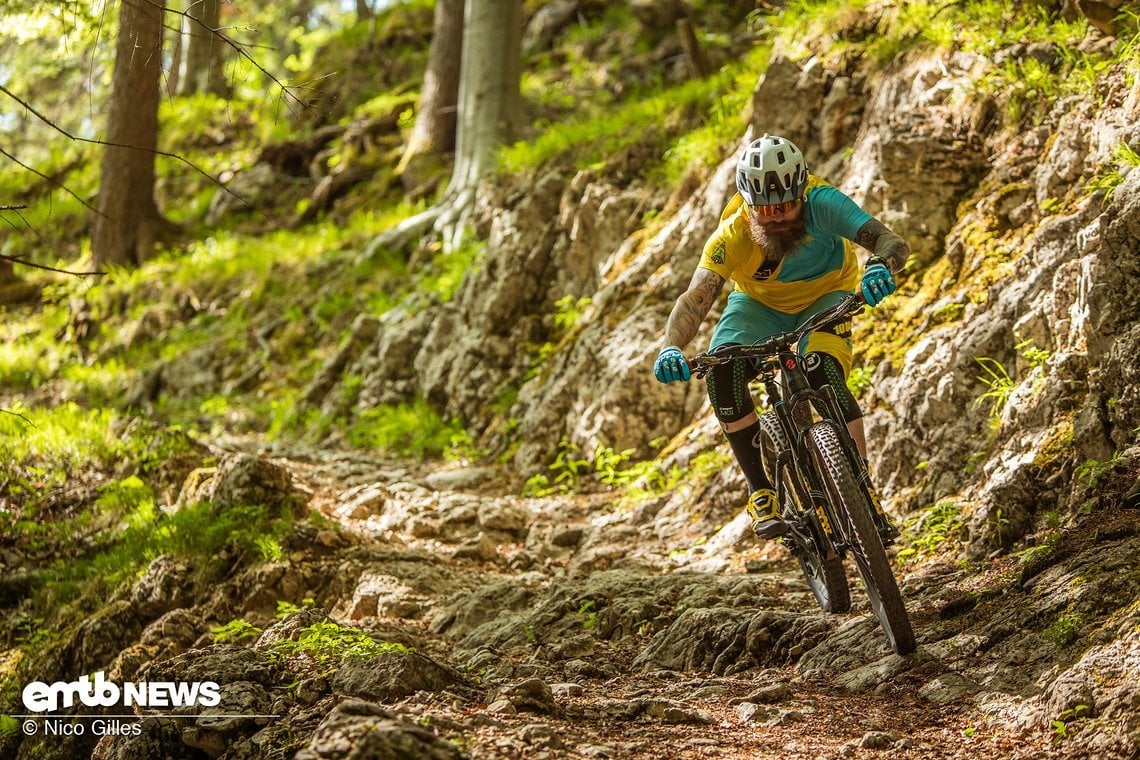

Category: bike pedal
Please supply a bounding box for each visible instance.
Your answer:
[753,518,789,539]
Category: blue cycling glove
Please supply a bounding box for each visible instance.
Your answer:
[654,346,691,383]
[861,262,896,307]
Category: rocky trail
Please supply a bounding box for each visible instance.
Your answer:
[69,440,1131,759]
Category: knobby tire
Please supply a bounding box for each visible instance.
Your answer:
[806,422,916,654]
[758,412,851,614]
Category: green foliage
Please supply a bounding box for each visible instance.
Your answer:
[1075,452,1123,488]
[846,366,874,398]
[592,446,637,485]
[0,403,192,506]
[1084,141,1140,204]
[523,438,592,496]
[1015,336,1051,368]
[255,535,286,562]
[523,437,680,498]
[413,239,485,305]
[211,619,264,644]
[1055,703,1093,723]
[1045,612,1082,647]
[774,0,1129,132]
[269,621,409,665]
[503,47,765,178]
[1017,530,1061,570]
[777,0,1089,65]
[346,397,472,459]
[576,600,599,631]
[896,500,964,561]
[653,62,763,185]
[277,598,316,619]
[553,295,592,333]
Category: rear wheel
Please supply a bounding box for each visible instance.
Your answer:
[806,422,915,654]
[758,412,850,614]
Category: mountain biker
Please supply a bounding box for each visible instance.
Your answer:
[653,134,909,539]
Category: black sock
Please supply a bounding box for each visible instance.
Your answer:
[724,420,773,493]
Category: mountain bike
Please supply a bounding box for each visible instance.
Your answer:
[689,293,916,654]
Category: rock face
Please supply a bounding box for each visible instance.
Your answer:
[317,51,1140,551]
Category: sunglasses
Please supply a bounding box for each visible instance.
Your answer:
[750,199,801,217]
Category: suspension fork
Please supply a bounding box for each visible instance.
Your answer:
[770,350,844,552]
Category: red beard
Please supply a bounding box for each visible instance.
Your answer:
[748,213,809,263]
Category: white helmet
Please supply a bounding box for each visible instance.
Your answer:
[735,134,809,206]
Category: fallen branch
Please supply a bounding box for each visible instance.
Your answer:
[0,253,103,277]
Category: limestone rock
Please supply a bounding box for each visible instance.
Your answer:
[332,650,466,703]
[295,700,461,760]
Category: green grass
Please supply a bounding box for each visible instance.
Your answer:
[1085,141,1140,203]
[0,403,188,497]
[346,397,471,459]
[0,400,295,617]
[973,356,1015,426]
[502,45,767,179]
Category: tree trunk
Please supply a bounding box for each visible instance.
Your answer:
[356,0,373,21]
[91,0,169,268]
[366,0,522,257]
[436,0,522,249]
[166,15,183,96]
[449,0,522,195]
[397,0,464,196]
[177,0,228,96]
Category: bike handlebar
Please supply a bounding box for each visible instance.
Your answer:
[689,293,866,372]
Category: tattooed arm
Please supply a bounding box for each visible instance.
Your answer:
[854,218,910,274]
[664,268,726,350]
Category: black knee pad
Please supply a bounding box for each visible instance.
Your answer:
[803,352,863,422]
[705,354,760,423]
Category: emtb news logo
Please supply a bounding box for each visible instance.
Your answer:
[22,672,221,713]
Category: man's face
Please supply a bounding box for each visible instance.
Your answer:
[746,199,807,262]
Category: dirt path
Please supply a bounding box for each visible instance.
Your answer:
[271,449,1080,759]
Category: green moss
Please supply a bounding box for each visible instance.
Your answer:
[1034,418,1075,469]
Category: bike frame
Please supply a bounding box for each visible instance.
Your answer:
[693,295,872,561]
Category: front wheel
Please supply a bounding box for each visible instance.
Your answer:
[758,412,850,614]
[806,422,916,654]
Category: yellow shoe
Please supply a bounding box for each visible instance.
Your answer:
[746,488,786,538]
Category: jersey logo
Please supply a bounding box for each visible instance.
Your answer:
[751,259,777,281]
[710,242,726,265]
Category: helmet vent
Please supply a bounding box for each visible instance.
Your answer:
[777,150,786,163]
